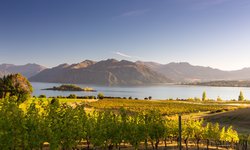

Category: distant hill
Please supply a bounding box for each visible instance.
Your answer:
[229,68,250,80]
[137,61,250,82]
[29,59,171,86]
[0,63,46,78]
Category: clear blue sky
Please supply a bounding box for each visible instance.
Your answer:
[0,0,250,70]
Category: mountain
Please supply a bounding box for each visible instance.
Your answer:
[137,61,250,82]
[0,63,46,78]
[5,59,250,84]
[68,60,96,69]
[29,59,171,86]
[229,68,250,80]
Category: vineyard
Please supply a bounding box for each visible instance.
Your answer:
[88,99,238,116]
[0,97,249,150]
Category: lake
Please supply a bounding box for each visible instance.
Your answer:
[31,82,250,100]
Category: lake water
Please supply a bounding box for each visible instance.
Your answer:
[31,82,250,100]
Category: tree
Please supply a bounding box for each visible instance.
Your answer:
[238,91,244,101]
[68,94,77,99]
[217,96,222,101]
[98,93,104,100]
[0,74,33,103]
[38,94,46,98]
[202,91,207,101]
[50,98,60,106]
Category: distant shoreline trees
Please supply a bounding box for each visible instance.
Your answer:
[202,91,207,101]
[238,91,245,101]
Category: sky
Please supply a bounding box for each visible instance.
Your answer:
[0,0,250,70]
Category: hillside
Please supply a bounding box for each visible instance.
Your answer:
[137,61,250,82]
[29,59,171,86]
[204,107,250,134]
[0,63,46,78]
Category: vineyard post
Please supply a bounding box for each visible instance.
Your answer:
[178,114,182,150]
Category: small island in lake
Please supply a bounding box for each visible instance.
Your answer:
[43,84,97,92]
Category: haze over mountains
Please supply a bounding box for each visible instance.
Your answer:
[0,63,46,78]
[136,61,244,82]
[2,59,250,85]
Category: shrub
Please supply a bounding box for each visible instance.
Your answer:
[38,94,46,98]
[68,94,77,99]
[97,93,104,100]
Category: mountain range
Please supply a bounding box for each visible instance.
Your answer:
[0,63,46,78]
[136,61,239,82]
[2,59,250,85]
[29,59,171,86]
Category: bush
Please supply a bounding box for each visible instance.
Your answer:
[194,97,201,101]
[97,93,104,100]
[68,94,77,99]
[38,94,46,98]
[57,95,64,98]
[217,96,223,101]
[50,98,60,105]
